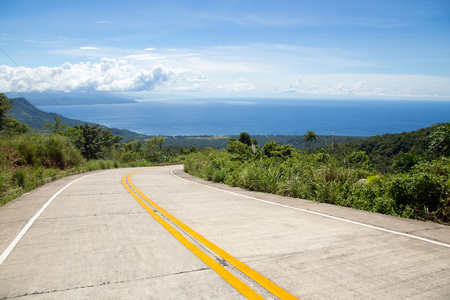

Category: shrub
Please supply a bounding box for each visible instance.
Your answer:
[12,169,26,188]
[389,173,445,212]
[183,146,450,224]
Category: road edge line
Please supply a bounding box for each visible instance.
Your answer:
[171,169,450,249]
[0,173,94,265]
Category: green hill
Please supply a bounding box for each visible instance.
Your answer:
[328,124,448,172]
[163,134,363,152]
[11,97,149,141]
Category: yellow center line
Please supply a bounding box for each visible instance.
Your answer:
[123,168,299,300]
[122,170,264,300]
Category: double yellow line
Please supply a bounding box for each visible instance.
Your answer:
[122,169,299,299]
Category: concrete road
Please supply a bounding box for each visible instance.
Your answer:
[0,166,449,299]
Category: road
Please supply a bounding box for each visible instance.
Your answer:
[0,166,449,299]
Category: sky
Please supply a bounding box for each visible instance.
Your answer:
[1,0,450,100]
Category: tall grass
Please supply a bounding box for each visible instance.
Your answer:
[0,133,157,206]
[184,150,450,224]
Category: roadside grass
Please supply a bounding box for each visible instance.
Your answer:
[0,133,158,206]
[184,150,450,225]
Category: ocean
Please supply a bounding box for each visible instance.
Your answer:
[37,98,450,136]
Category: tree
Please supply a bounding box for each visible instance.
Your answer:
[392,153,421,173]
[238,132,252,147]
[227,139,252,156]
[4,118,29,134]
[144,137,166,162]
[43,116,68,134]
[0,94,29,134]
[429,123,450,157]
[120,140,144,162]
[0,93,14,131]
[304,130,318,153]
[345,150,371,169]
[72,124,123,160]
[262,141,295,159]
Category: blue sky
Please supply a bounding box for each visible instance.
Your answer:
[1,0,450,99]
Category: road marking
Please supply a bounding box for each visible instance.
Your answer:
[171,169,450,249]
[0,173,94,266]
[123,169,299,300]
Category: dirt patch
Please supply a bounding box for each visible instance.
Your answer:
[1,146,23,171]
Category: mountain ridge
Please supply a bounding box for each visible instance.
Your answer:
[11,97,149,141]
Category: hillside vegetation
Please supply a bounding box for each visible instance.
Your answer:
[328,126,437,173]
[11,97,149,140]
[164,134,362,153]
[184,128,450,224]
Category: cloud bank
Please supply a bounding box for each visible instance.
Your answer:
[0,58,194,93]
[281,74,450,99]
[1,57,449,99]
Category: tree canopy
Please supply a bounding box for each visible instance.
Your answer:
[238,132,252,146]
[304,130,318,152]
[0,93,13,131]
[429,123,450,158]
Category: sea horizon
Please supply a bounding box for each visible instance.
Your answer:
[37,98,450,137]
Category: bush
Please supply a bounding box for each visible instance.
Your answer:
[183,147,450,224]
[389,172,445,211]
[12,169,26,188]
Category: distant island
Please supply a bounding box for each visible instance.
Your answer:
[11,97,148,141]
[6,92,137,106]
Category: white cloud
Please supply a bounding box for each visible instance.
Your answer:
[0,58,197,93]
[281,74,450,99]
[79,46,99,50]
[219,77,256,92]
[2,51,449,99]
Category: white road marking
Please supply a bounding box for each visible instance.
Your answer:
[0,173,94,265]
[171,169,450,249]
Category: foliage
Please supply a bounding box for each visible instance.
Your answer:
[238,132,252,146]
[304,130,318,152]
[184,141,450,224]
[391,153,421,173]
[43,116,69,134]
[71,124,123,160]
[1,133,84,169]
[262,141,295,159]
[12,97,148,141]
[227,139,252,156]
[143,136,168,162]
[329,125,441,172]
[0,94,29,135]
[0,93,13,130]
[429,123,450,158]
[44,117,124,160]
[3,118,30,135]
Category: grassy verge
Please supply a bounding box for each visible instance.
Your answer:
[184,150,450,225]
[0,133,158,206]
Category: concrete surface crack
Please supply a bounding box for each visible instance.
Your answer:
[405,226,443,234]
[2,268,211,299]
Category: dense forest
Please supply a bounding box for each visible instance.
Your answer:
[2,93,450,224]
[163,134,362,153]
[327,126,437,173]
